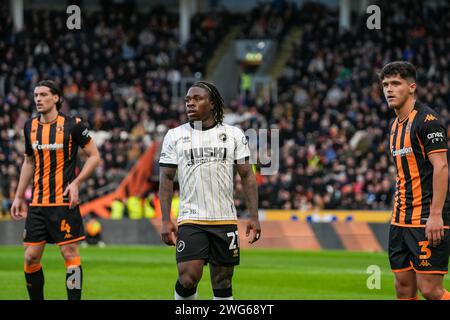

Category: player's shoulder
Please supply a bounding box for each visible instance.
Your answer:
[220,123,245,136]
[415,101,441,122]
[163,123,190,143]
[24,114,42,132]
[388,117,396,132]
[169,123,190,135]
[177,122,191,131]
[58,113,81,125]
[71,114,85,124]
[24,116,38,129]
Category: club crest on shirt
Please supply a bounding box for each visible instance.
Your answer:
[219,133,227,142]
[57,125,64,133]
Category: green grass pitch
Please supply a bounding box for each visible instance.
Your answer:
[1,245,448,300]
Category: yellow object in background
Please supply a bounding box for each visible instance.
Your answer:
[86,219,102,237]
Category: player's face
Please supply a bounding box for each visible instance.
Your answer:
[34,86,59,114]
[381,74,416,110]
[185,87,214,123]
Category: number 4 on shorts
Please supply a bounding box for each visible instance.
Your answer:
[60,219,71,233]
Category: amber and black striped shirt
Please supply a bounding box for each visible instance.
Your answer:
[24,113,92,206]
[389,101,449,227]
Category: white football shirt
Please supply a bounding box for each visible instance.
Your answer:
[159,122,250,225]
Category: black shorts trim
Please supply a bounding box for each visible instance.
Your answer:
[159,163,177,168]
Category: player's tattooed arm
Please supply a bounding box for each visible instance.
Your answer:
[159,166,178,246]
[236,163,261,243]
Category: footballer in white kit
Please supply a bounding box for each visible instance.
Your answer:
[159,81,261,300]
[159,121,250,224]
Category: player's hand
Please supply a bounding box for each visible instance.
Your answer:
[10,197,28,221]
[161,219,178,246]
[63,181,80,209]
[246,216,261,244]
[425,214,444,247]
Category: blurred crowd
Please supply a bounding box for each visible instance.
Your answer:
[239,0,295,39]
[0,2,230,216]
[1,0,450,217]
[235,0,450,211]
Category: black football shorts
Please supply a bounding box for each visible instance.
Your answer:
[23,206,85,246]
[176,223,240,266]
[389,224,450,274]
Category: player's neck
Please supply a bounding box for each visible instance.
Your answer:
[395,98,416,123]
[190,118,216,130]
[39,109,59,124]
[202,117,216,128]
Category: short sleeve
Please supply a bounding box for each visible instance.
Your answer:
[234,127,250,164]
[159,129,178,168]
[24,122,33,156]
[71,118,92,148]
[418,113,448,155]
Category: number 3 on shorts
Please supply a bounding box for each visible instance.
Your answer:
[418,241,431,259]
[227,231,239,250]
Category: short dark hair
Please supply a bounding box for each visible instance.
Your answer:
[35,80,63,111]
[190,81,224,124]
[379,61,417,82]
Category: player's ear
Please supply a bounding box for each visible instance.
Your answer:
[409,82,416,94]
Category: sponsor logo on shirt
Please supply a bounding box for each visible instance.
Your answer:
[424,114,437,122]
[427,131,444,143]
[184,147,227,160]
[391,145,413,157]
[32,141,64,150]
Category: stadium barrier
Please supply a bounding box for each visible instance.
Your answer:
[260,210,391,223]
[0,219,389,252]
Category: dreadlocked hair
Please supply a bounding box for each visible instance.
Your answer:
[191,81,224,124]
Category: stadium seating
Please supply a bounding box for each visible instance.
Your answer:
[1,0,449,218]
